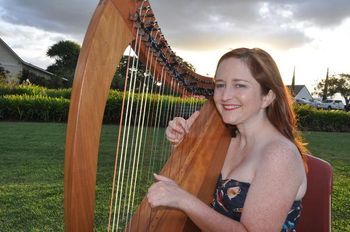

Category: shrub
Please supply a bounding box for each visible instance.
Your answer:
[0,91,204,126]
[295,104,350,132]
[0,84,71,99]
[46,88,71,99]
[0,83,47,96]
[0,95,69,122]
[3,83,348,132]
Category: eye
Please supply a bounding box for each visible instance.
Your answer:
[215,83,225,88]
[234,84,246,88]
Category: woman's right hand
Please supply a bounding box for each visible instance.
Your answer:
[165,111,200,147]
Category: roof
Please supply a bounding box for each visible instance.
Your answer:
[0,37,54,77]
[286,85,306,95]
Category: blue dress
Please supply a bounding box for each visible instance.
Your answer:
[211,174,302,232]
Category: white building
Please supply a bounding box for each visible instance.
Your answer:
[0,37,54,83]
[287,85,313,100]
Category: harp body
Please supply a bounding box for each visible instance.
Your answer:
[64,0,231,231]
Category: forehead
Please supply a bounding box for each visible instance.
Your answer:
[215,57,255,82]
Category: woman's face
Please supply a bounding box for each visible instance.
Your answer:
[213,57,268,126]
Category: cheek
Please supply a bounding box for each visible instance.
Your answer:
[213,91,219,103]
[213,92,221,109]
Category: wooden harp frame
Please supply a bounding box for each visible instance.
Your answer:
[64,0,230,231]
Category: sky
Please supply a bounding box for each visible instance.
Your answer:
[0,0,349,98]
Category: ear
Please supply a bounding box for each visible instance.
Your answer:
[261,90,276,108]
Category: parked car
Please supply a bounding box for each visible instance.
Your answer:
[308,99,326,109]
[295,98,322,108]
[295,98,312,106]
[322,99,345,110]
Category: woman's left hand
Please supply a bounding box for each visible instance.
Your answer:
[147,174,192,210]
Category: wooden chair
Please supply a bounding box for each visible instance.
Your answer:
[296,155,333,232]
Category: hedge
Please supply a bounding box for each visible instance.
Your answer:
[1,84,349,132]
[295,104,350,132]
[0,93,203,126]
[0,84,71,99]
[0,95,69,122]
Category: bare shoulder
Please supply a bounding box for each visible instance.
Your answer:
[241,137,307,230]
[251,137,307,201]
[257,138,305,179]
[261,138,301,164]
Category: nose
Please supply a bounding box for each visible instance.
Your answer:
[221,86,233,101]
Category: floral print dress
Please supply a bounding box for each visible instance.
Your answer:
[211,174,302,232]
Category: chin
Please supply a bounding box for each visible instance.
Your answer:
[222,116,235,125]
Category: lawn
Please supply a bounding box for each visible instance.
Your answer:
[0,122,349,231]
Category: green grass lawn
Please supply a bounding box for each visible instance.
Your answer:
[0,122,349,231]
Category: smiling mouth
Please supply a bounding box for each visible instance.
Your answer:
[222,104,241,110]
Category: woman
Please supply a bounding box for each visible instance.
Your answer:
[147,48,308,232]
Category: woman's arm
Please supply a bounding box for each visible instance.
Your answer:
[147,142,305,232]
[147,174,248,232]
[240,142,305,231]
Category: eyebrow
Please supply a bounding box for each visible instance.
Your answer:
[215,78,250,83]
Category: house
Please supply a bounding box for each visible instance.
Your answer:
[0,37,54,83]
[286,85,313,100]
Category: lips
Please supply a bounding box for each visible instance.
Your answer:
[222,104,241,111]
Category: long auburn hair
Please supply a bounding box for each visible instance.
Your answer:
[216,48,308,170]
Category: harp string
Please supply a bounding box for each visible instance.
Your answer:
[123,12,151,225]
[159,79,175,166]
[129,29,154,226]
[146,66,165,182]
[109,4,167,229]
[126,13,165,226]
[119,18,148,230]
[112,14,144,229]
[108,50,133,232]
[107,1,208,230]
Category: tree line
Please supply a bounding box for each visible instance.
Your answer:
[8,40,176,95]
[1,40,348,104]
[313,72,349,105]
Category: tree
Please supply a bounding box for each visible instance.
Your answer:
[336,74,350,105]
[291,66,295,97]
[46,40,80,87]
[111,55,176,95]
[322,68,329,101]
[111,55,147,91]
[314,73,350,105]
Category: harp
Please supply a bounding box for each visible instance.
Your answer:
[64,0,231,231]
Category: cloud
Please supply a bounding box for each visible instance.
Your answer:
[0,0,349,73]
[0,0,96,40]
[0,0,348,50]
[290,0,350,26]
[150,0,350,50]
[0,18,71,69]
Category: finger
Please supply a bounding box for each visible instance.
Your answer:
[165,130,183,147]
[147,191,159,208]
[153,173,174,183]
[168,120,186,135]
[185,111,200,131]
[166,126,183,140]
[175,117,189,133]
[168,138,182,145]
[147,197,163,208]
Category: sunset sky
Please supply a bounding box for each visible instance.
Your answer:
[0,0,349,98]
